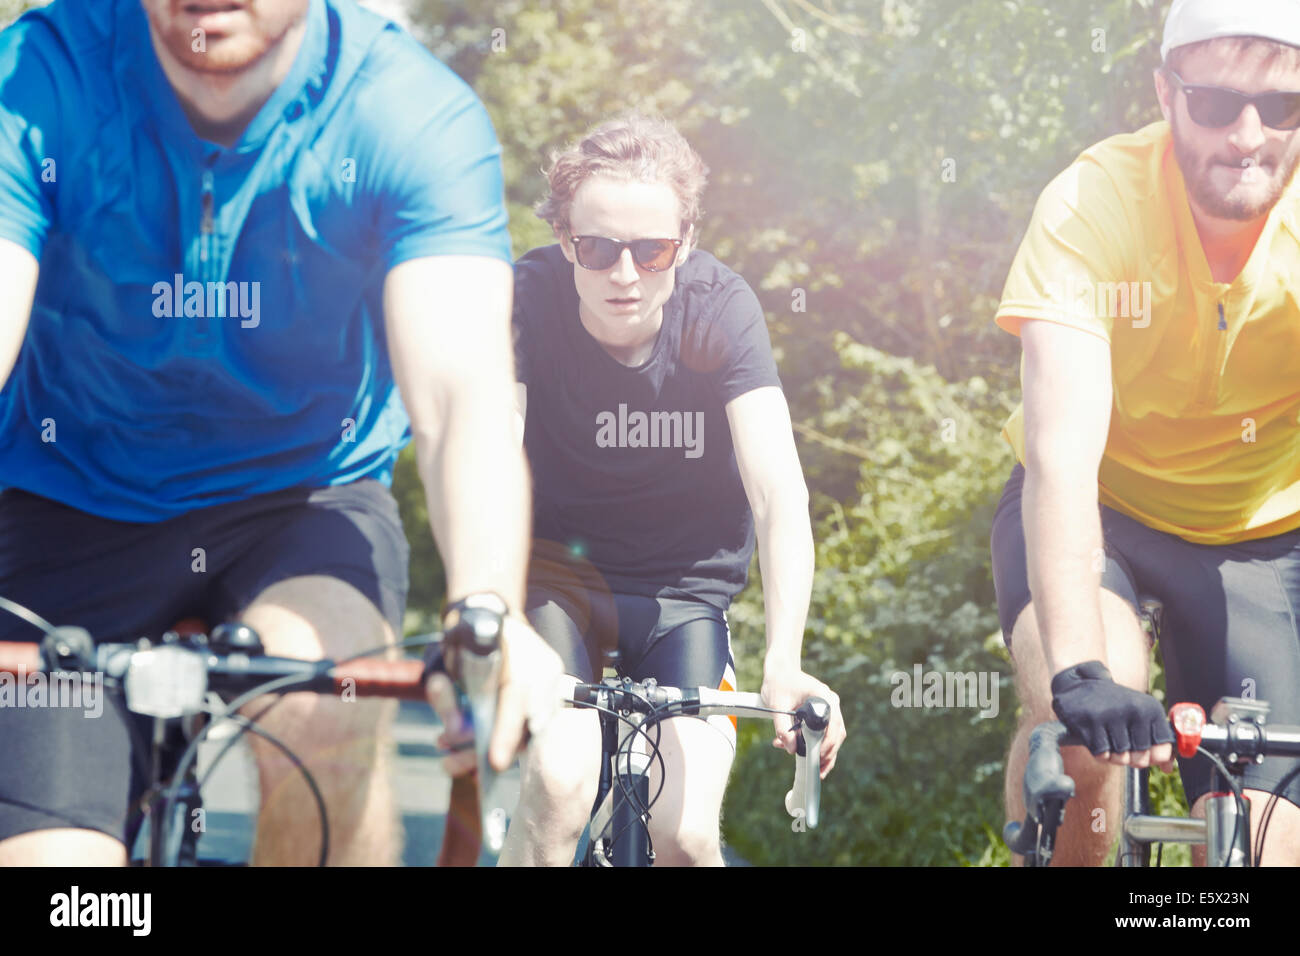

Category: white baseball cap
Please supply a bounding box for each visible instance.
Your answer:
[1161,0,1300,61]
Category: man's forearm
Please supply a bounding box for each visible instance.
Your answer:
[1022,463,1108,676]
[417,390,531,613]
[755,495,815,671]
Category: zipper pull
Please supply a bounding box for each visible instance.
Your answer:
[200,168,215,266]
[1217,301,1226,331]
[196,167,216,337]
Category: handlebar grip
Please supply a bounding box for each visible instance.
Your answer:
[1023,721,1076,823]
[444,615,510,856]
[1003,817,1039,856]
[784,697,830,829]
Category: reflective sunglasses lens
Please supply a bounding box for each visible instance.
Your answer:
[1259,92,1300,130]
[575,237,621,270]
[631,239,677,271]
[1186,88,1244,128]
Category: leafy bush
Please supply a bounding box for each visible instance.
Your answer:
[723,335,1019,865]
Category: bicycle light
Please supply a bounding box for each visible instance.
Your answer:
[125,645,209,718]
[1170,702,1206,759]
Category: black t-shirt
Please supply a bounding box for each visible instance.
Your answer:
[514,243,783,610]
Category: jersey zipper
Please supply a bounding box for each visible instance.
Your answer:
[1195,299,1229,409]
[198,166,216,335]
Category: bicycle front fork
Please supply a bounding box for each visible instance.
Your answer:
[1117,767,1252,866]
[1116,767,1152,866]
[1203,790,1252,866]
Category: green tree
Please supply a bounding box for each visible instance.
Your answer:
[0,0,46,28]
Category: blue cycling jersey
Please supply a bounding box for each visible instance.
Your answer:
[0,0,511,520]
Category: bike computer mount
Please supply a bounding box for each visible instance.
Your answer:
[1209,696,1270,772]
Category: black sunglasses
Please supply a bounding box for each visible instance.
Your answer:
[1166,68,1300,131]
[569,235,684,272]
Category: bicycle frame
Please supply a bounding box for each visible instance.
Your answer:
[565,676,828,867]
[1114,766,1208,866]
[583,689,654,867]
[1112,598,1255,867]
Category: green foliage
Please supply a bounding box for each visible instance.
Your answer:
[723,334,1018,864]
[0,0,45,28]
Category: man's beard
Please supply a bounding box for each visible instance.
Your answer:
[150,7,303,75]
[1171,113,1300,221]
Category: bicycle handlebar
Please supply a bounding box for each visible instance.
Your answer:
[441,630,509,855]
[1002,721,1076,859]
[1004,698,1300,863]
[567,680,829,830]
[0,633,428,715]
[785,697,831,829]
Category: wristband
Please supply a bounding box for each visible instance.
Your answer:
[1050,660,1113,696]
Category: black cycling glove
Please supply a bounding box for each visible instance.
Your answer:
[1050,661,1174,757]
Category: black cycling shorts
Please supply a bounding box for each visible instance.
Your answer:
[992,461,1300,809]
[525,585,737,698]
[0,480,409,847]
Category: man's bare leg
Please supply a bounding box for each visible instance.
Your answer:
[1005,589,1150,865]
[239,575,401,866]
[0,828,126,866]
[498,687,602,867]
[1190,790,1300,866]
[643,714,735,867]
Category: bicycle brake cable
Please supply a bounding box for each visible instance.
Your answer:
[608,713,663,857]
[567,689,667,858]
[196,708,330,866]
[0,595,56,637]
[164,632,447,866]
[1197,747,1248,865]
[158,668,330,866]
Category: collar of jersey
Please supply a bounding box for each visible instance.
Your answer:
[114,0,330,156]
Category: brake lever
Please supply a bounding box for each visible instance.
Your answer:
[784,697,830,829]
[444,608,515,857]
[454,647,512,854]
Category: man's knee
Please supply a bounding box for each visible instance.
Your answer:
[1009,592,1149,711]
[240,574,395,660]
[0,828,126,866]
[1098,590,1149,690]
[646,717,732,866]
[1009,604,1052,719]
[523,709,601,816]
[654,819,722,866]
[238,574,396,746]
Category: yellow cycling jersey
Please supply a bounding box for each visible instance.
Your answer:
[996,121,1300,545]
